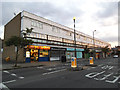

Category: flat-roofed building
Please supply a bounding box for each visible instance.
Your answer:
[3,10,111,62]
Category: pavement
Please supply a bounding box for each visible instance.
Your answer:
[1,57,111,71]
[1,60,65,70]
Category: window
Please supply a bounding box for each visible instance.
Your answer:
[84,37,86,40]
[37,23,39,27]
[52,26,55,32]
[34,22,37,27]
[66,32,72,36]
[31,21,34,26]
[39,23,43,29]
[31,20,43,29]
[76,34,79,38]
[30,33,35,37]
[57,28,60,33]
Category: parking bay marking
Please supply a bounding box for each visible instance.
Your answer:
[85,71,120,84]
[105,75,120,83]
[85,71,105,78]
[94,73,113,80]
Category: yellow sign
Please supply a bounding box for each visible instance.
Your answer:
[89,57,94,64]
[71,57,77,68]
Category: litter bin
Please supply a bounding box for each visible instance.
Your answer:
[61,55,66,62]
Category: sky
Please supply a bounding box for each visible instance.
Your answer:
[0,0,119,47]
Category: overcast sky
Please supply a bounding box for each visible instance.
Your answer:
[0,0,119,47]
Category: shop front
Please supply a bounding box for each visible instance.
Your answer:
[95,49,102,59]
[66,48,84,60]
[25,45,50,62]
[50,47,66,61]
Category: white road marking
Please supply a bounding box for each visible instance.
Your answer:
[105,75,120,83]
[47,68,53,71]
[19,77,24,79]
[3,71,9,74]
[91,67,96,69]
[0,83,10,90]
[85,71,105,78]
[101,65,113,70]
[11,73,17,77]
[37,67,43,69]
[42,69,66,75]
[87,68,91,70]
[98,64,103,67]
[47,67,65,71]
[3,80,16,84]
[109,66,114,70]
[94,73,113,80]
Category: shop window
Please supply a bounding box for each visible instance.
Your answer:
[30,49,38,61]
[39,50,48,57]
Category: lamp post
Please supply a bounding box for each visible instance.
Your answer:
[73,17,76,58]
[93,30,96,59]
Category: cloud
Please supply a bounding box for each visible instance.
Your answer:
[1,0,119,47]
[2,2,84,26]
[101,36,118,42]
[96,2,118,18]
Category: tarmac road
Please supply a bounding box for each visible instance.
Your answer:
[1,58,120,89]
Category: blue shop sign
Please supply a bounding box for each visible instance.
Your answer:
[67,48,84,51]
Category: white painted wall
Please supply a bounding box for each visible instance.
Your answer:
[21,11,110,47]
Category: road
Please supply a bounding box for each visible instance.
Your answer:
[1,58,120,89]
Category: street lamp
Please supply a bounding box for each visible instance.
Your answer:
[93,30,96,59]
[73,17,76,58]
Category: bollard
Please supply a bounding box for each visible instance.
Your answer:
[89,57,94,65]
[5,56,10,62]
[71,57,77,68]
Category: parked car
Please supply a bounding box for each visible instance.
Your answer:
[113,55,118,58]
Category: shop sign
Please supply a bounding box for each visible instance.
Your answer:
[51,47,66,51]
[67,48,84,51]
[41,46,50,50]
[27,45,50,50]
[96,50,102,52]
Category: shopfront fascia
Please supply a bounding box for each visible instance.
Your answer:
[25,45,50,62]
[66,48,84,60]
[50,47,66,61]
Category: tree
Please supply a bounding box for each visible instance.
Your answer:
[84,46,90,59]
[5,28,33,67]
